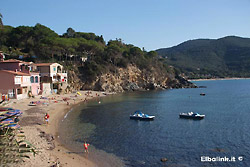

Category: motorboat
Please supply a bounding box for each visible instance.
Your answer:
[130,110,155,120]
[141,114,155,120]
[200,93,206,96]
[130,110,143,120]
[179,112,205,120]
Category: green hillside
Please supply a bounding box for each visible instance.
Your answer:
[156,36,250,79]
[0,24,195,91]
[0,24,162,79]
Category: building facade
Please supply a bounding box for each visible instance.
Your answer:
[0,54,67,99]
[0,70,31,99]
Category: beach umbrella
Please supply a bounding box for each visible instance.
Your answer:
[0,117,20,129]
[7,124,20,129]
[0,107,14,111]
[3,110,22,117]
[0,122,20,129]
[9,110,22,114]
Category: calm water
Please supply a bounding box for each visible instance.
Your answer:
[59,79,250,167]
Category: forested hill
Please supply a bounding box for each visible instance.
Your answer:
[0,24,195,91]
[156,36,250,79]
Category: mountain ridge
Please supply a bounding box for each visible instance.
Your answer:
[156,36,250,79]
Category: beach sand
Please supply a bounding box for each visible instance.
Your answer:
[3,91,106,167]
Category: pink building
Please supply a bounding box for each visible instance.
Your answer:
[30,72,41,95]
[0,70,31,99]
[0,56,67,97]
[0,58,41,98]
[0,59,33,73]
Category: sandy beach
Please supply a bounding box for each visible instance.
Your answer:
[3,90,107,167]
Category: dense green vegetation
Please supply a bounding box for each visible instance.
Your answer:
[156,36,250,79]
[0,24,170,82]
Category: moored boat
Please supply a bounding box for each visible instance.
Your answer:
[179,112,205,120]
[130,110,155,120]
[130,110,143,120]
[141,114,155,120]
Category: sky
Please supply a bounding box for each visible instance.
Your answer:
[1,0,250,51]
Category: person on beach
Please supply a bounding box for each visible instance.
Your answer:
[44,113,49,125]
[84,142,90,153]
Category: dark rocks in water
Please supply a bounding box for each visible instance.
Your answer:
[161,158,168,162]
[146,83,157,90]
[126,82,140,91]
[212,147,226,152]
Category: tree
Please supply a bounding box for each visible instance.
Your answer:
[66,27,75,38]
[0,13,3,27]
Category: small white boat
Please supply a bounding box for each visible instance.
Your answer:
[130,111,155,120]
[179,112,205,120]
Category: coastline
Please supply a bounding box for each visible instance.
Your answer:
[4,90,106,167]
[188,77,250,81]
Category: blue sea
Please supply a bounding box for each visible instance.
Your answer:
[59,79,250,167]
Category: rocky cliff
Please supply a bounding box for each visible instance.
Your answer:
[68,64,196,92]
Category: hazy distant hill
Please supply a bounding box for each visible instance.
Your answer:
[156,36,250,79]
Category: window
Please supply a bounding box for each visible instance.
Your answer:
[53,67,56,71]
[15,77,21,84]
[30,76,34,83]
[35,76,39,83]
[57,66,62,73]
[17,88,22,95]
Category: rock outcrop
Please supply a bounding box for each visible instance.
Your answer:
[69,64,196,92]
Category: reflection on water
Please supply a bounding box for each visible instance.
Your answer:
[59,80,250,167]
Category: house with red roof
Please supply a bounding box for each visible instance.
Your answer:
[0,70,31,99]
[0,56,41,98]
[34,63,67,93]
[34,63,67,83]
[0,53,68,98]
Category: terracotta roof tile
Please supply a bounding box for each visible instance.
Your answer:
[34,63,53,66]
[0,70,31,76]
[0,59,32,64]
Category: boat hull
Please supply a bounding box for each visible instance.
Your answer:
[130,116,155,121]
[140,117,155,121]
[130,116,142,120]
[179,115,205,120]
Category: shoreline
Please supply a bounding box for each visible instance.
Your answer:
[4,90,106,167]
[188,77,250,81]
